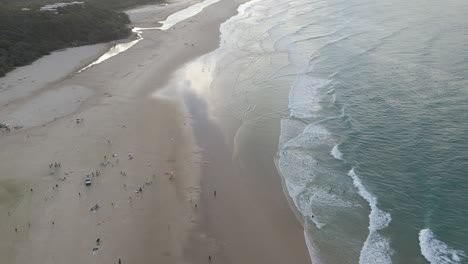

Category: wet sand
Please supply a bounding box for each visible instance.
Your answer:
[0,0,310,263]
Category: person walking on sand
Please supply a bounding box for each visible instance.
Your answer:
[119,258,121,264]
[214,190,217,197]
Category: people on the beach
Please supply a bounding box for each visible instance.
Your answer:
[209,255,212,262]
[49,162,61,168]
[214,190,216,197]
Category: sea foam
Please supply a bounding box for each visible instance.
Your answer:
[419,229,466,264]
[348,168,392,264]
[289,74,330,119]
[331,144,343,160]
[304,224,325,264]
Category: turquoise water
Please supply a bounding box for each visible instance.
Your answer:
[196,0,468,262]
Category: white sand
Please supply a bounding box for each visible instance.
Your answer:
[0,0,311,263]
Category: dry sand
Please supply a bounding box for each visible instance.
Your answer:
[0,0,311,263]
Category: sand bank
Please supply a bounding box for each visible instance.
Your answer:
[0,0,310,263]
[0,44,107,106]
[0,44,108,129]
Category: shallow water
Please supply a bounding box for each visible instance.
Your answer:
[180,0,468,263]
[155,0,221,30]
[78,28,143,73]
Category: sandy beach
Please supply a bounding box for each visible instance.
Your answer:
[0,0,310,263]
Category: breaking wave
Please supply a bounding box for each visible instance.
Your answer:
[348,168,392,264]
[419,229,466,264]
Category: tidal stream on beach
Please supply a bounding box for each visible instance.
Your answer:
[164,0,468,263]
[79,0,222,73]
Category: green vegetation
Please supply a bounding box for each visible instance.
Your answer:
[0,0,161,77]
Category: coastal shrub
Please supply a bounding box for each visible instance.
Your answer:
[0,3,132,76]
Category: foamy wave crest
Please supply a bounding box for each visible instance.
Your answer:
[419,229,466,264]
[331,144,343,160]
[289,74,330,119]
[279,123,333,229]
[348,168,392,264]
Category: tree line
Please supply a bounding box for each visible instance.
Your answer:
[0,0,161,76]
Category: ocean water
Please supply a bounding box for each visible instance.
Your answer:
[204,0,468,263]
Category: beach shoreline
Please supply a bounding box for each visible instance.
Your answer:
[0,0,311,263]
